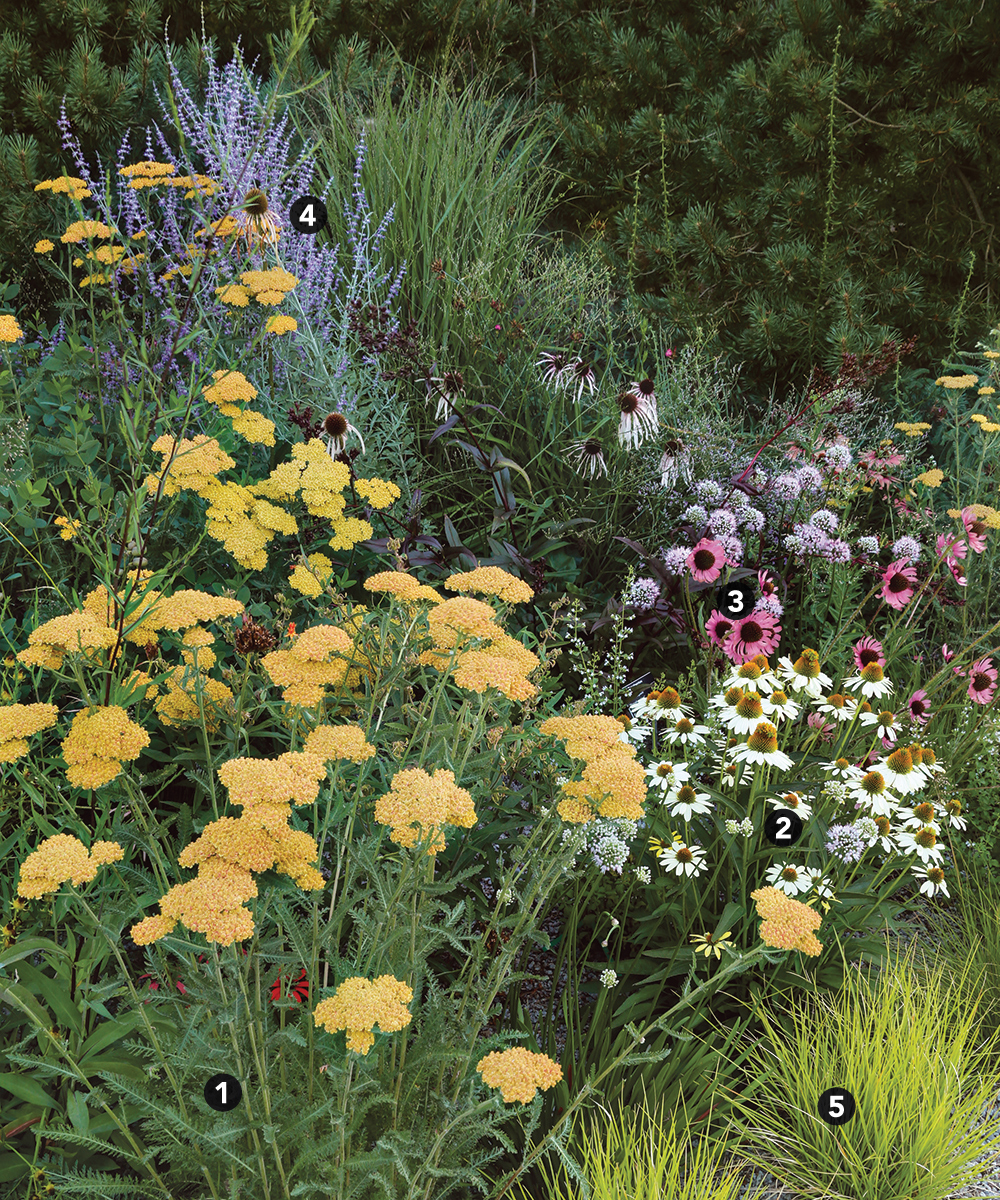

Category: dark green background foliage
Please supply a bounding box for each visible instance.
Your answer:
[2,0,998,404]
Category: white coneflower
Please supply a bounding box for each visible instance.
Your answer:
[760,689,801,723]
[659,438,691,489]
[616,385,658,450]
[322,411,365,458]
[666,784,715,821]
[732,722,794,770]
[766,791,814,820]
[646,759,692,793]
[232,187,282,255]
[536,350,570,389]
[558,356,597,402]
[653,838,708,878]
[859,709,898,743]
[566,436,608,480]
[813,693,858,723]
[662,716,710,746]
[426,366,466,423]
[844,661,894,701]
[763,862,812,897]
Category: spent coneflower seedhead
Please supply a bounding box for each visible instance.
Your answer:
[244,188,270,216]
[323,413,349,440]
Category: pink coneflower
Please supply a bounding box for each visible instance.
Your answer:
[907,689,932,726]
[724,611,782,664]
[880,558,918,610]
[967,657,998,704]
[807,712,836,741]
[853,636,885,671]
[616,384,659,450]
[687,538,729,583]
[705,609,735,649]
[949,560,967,587]
[937,532,967,562]
[757,569,778,599]
[962,507,989,553]
[941,644,955,663]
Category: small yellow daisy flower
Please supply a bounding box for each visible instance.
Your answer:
[690,929,733,960]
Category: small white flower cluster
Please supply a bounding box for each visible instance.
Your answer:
[724,817,755,836]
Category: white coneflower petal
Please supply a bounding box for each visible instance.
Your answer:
[616,388,658,450]
[567,436,608,479]
[537,350,570,388]
[323,411,366,457]
[558,356,597,402]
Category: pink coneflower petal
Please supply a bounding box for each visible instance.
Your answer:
[937,532,967,561]
[705,609,735,649]
[968,657,999,704]
[852,636,885,670]
[962,507,989,553]
[807,712,836,741]
[686,537,729,583]
[907,689,932,726]
[880,558,917,610]
[941,644,955,663]
[724,611,781,664]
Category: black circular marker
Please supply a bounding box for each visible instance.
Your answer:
[715,579,755,619]
[204,1073,242,1112]
[818,1086,855,1125]
[763,808,803,847]
[289,195,328,235]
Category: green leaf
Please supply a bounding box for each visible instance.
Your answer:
[13,963,82,1037]
[0,937,70,973]
[0,1072,56,1109]
[0,982,52,1030]
[66,1089,90,1135]
[79,1013,145,1063]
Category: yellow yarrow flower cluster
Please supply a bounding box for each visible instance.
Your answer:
[131,724,371,946]
[54,516,82,540]
[17,834,124,900]
[935,374,978,389]
[314,975,414,1056]
[145,435,383,572]
[444,566,535,604]
[215,284,251,307]
[354,476,401,510]
[265,314,298,335]
[118,161,177,187]
[751,885,823,956]
[914,468,944,488]
[61,220,113,243]
[201,368,275,447]
[364,571,444,606]
[0,315,24,343]
[17,609,119,670]
[540,714,647,825]
[261,624,366,708]
[416,586,541,702]
[61,705,151,789]
[34,239,54,254]
[0,702,59,763]
[971,413,1000,432]
[289,553,335,598]
[34,175,92,200]
[144,434,236,497]
[980,386,996,395]
[373,765,477,856]
[894,421,931,437]
[239,267,299,306]
[476,1046,563,1105]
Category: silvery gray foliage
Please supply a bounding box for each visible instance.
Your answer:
[56,35,408,453]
